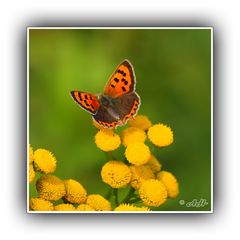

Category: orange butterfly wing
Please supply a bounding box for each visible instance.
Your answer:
[70,91,100,115]
[104,60,136,98]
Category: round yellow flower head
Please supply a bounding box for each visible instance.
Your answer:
[121,127,147,146]
[36,175,66,201]
[157,171,179,199]
[29,164,36,183]
[30,197,54,211]
[95,129,121,152]
[63,179,87,204]
[34,149,57,174]
[128,115,152,131]
[145,154,162,173]
[29,144,34,164]
[54,203,76,211]
[76,204,95,211]
[115,203,150,211]
[101,161,132,188]
[86,194,112,211]
[130,165,155,189]
[125,142,151,166]
[148,123,174,147]
[139,179,167,207]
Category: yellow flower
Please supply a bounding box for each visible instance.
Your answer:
[139,179,167,207]
[34,149,56,174]
[30,197,54,211]
[54,203,76,211]
[157,171,179,198]
[86,194,112,211]
[36,175,66,201]
[76,204,95,211]
[125,142,151,166]
[95,129,121,152]
[148,123,174,147]
[121,127,146,146]
[115,203,150,211]
[128,115,152,131]
[145,154,162,173]
[29,144,34,164]
[29,164,36,183]
[130,165,155,189]
[63,179,87,204]
[101,161,132,188]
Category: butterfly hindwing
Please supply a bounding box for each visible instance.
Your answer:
[70,91,100,115]
[104,60,136,98]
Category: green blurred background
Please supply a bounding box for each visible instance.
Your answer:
[29,28,211,211]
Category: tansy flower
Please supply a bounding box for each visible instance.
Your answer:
[157,171,179,199]
[125,142,151,166]
[148,123,173,147]
[86,194,112,211]
[145,154,162,173]
[34,149,56,174]
[63,179,87,204]
[30,197,54,211]
[76,204,95,211]
[29,164,36,183]
[128,115,152,131]
[36,175,66,201]
[130,165,155,189]
[95,129,121,152]
[101,161,132,188]
[29,144,34,164]
[139,179,167,207]
[54,203,76,211]
[115,203,150,211]
[121,127,147,146]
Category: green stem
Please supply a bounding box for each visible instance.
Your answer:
[113,188,119,206]
[105,187,113,200]
[121,187,135,203]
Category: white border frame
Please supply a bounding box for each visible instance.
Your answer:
[27,27,213,214]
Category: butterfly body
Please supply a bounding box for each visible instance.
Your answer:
[71,60,140,128]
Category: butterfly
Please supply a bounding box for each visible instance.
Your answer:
[70,60,140,128]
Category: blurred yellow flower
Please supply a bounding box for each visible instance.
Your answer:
[76,204,95,211]
[101,161,132,188]
[29,144,34,164]
[139,179,167,207]
[121,127,146,146]
[148,123,173,147]
[36,175,66,201]
[145,154,162,173]
[130,165,155,189]
[30,197,54,211]
[34,149,56,174]
[125,142,151,166]
[29,164,35,183]
[63,179,87,204]
[128,115,152,131]
[86,194,112,211]
[95,129,121,152]
[157,171,179,199]
[115,203,150,211]
[54,203,76,211]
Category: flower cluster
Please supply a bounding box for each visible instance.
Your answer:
[28,146,111,211]
[29,114,179,212]
[94,114,179,210]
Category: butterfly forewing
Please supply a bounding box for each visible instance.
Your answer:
[103,60,136,98]
[70,91,100,115]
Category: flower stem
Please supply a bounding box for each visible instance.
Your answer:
[105,187,113,200]
[113,188,119,206]
[121,187,135,203]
